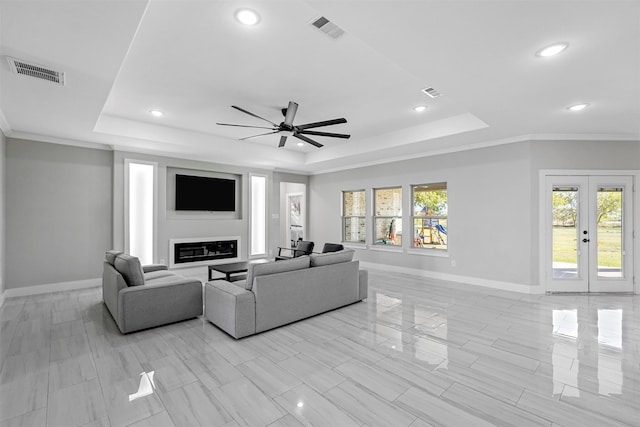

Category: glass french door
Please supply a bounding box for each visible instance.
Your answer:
[545,175,634,293]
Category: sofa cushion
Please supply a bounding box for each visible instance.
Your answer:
[105,250,123,266]
[244,256,310,290]
[114,254,145,287]
[144,270,176,281]
[310,249,355,267]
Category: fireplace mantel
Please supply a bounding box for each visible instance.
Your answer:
[169,236,241,268]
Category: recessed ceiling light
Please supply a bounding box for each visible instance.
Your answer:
[536,42,569,57]
[296,141,304,147]
[235,9,260,26]
[149,110,164,117]
[296,402,304,408]
[567,103,589,111]
[413,105,427,113]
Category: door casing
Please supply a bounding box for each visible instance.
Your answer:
[539,170,638,294]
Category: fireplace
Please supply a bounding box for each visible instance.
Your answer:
[169,236,240,268]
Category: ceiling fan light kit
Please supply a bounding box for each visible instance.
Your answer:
[217,101,350,148]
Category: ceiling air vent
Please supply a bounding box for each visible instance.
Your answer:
[311,16,345,39]
[421,87,442,98]
[7,57,65,86]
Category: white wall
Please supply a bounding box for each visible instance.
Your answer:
[6,138,113,289]
[309,140,640,292]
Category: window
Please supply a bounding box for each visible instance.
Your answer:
[250,174,267,256]
[342,190,366,243]
[412,183,447,250]
[374,187,402,246]
[125,160,157,264]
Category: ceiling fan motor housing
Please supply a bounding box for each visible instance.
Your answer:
[279,122,294,132]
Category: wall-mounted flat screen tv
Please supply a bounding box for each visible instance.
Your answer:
[175,174,236,211]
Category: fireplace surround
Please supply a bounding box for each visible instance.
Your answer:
[169,236,240,268]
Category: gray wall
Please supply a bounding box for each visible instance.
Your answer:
[6,138,112,288]
[4,135,635,293]
[309,140,640,290]
[0,131,5,296]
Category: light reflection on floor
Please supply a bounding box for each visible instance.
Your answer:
[128,371,156,402]
[550,307,627,398]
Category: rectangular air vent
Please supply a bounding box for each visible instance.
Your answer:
[7,57,65,86]
[311,16,345,39]
[421,87,442,98]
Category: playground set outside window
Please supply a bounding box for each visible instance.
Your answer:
[412,183,448,250]
[373,187,402,246]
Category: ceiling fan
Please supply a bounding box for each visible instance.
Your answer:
[216,101,350,148]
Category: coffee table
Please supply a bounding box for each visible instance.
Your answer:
[208,259,270,282]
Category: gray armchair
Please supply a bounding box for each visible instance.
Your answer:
[102,251,202,333]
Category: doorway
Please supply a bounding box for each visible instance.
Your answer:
[543,174,634,293]
[280,182,306,249]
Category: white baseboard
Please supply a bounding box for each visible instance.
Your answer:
[360,262,541,294]
[3,278,101,300]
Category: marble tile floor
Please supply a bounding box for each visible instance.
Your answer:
[0,270,639,426]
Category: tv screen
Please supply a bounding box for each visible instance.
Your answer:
[175,174,236,211]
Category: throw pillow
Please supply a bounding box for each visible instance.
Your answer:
[105,250,123,265]
[244,256,310,291]
[114,254,145,286]
[310,249,355,267]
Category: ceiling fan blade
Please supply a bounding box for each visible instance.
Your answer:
[216,123,276,130]
[278,136,288,147]
[298,130,351,139]
[294,133,323,148]
[296,118,347,130]
[283,101,298,127]
[231,105,278,126]
[239,130,280,141]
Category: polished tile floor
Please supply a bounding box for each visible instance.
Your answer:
[1,270,639,426]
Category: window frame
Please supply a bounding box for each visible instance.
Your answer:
[411,182,448,251]
[249,173,268,258]
[124,159,158,265]
[373,186,403,247]
[341,189,366,244]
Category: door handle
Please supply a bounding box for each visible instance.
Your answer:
[582,238,590,243]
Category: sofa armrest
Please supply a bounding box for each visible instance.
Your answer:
[117,278,202,333]
[142,264,168,273]
[358,269,369,300]
[103,262,127,322]
[205,281,255,339]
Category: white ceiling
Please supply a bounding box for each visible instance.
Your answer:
[1,0,639,174]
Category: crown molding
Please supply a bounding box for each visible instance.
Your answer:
[307,133,640,175]
[7,131,113,151]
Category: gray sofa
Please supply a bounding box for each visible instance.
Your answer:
[204,249,368,338]
[102,250,203,333]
